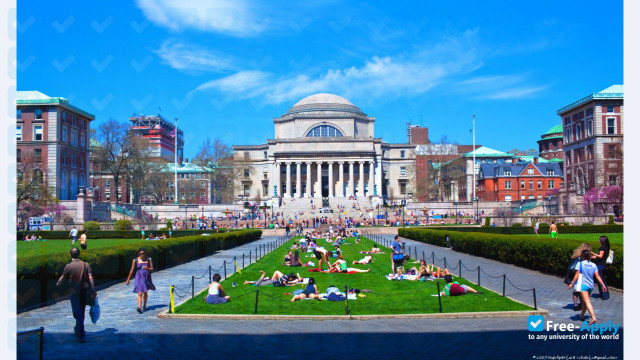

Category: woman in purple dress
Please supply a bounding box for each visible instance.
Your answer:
[126,248,156,313]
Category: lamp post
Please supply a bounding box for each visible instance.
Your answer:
[455,201,458,224]
[401,196,406,228]
[377,204,380,226]
[263,202,267,228]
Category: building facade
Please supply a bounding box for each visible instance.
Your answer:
[17,91,94,201]
[557,85,623,197]
[233,94,415,204]
[129,114,184,163]
[477,161,563,202]
[537,124,563,161]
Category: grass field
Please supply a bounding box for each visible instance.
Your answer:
[514,233,623,245]
[174,235,532,315]
[17,238,155,259]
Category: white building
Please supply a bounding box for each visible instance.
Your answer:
[232,94,415,206]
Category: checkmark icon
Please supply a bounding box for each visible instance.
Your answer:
[528,315,544,331]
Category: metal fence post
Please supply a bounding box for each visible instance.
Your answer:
[255,290,260,314]
[250,251,252,264]
[444,257,447,269]
[39,327,44,360]
[432,251,435,265]
[533,288,537,310]
[436,280,443,313]
[502,274,506,297]
[223,260,227,280]
[414,247,417,260]
[478,266,481,286]
[459,259,462,278]
[422,251,425,261]
[243,253,245,269]
[191,276,195,299]
[209,266,212,284]
[344,285,349,315]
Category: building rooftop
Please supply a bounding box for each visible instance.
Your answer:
[542,124,563,136]
[557,85,623,115]
[162,161,212,174]
[464,146,513,158]
[17,91,95,120]
[479,162,563,179]
[284,93,366,117]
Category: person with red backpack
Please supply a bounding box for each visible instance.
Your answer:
[440,275,483,296]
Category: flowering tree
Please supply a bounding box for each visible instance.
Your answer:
[582,186,623,214]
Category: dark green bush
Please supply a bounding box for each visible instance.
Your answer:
[399,228,623,289]
[410,224,622,235]
[511,223,523,227]
[582,223,592,226]
[17,229,262,311]
[608,215,615,225]
[167,219,173,229]
[83,221,100,231]
[114,219,133,230]
[17,229,227,240]
[484,217,491,227]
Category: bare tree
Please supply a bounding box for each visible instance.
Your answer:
[125,135,164,204]
[92,119,131,203]
[147,171,173,204]
[193,138,237,204]
[17,153,54,224]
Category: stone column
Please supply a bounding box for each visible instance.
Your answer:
[276,162,281,197]
[306,162,311,197]
[358,162,365,197]
[328,162,334,197]
[296,162,301,198]
[348,162,354,197]
[316,161,322,197]
[285,162,291,198]
[369,160,375,196]
[338,162,345,197]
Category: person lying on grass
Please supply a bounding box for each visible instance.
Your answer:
[329,254,370,273]
[409,259,450,280]
[243,270,303,287]
[352,255,373,265]
[290,277,319,302]
[360,245,381,254]
[313,247,333,270]
[439,275,483,296]
[290,251,302,267]
[282,250,292,266]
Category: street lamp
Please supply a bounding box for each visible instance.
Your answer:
[263,201,267,228]
[401,196,406,228]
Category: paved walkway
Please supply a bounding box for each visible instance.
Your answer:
[16,234,623,359]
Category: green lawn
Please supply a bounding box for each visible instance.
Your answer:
[514,233,623,245]
[18,238,155,259]
[174,235,532,315]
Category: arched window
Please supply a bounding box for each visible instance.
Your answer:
[60,170,68,200]
[306,125,343,137]
[70,171,78,200]
[31,169,44,184]
[79,173,85,189]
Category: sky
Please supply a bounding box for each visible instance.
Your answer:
[17,0,623,157]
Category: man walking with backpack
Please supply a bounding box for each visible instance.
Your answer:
[56,248,96,342]
[69,227,78,245]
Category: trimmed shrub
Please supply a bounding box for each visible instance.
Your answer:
[409,224,622,235]
[17,229,262,311]
[511,223,523,227]
[166,219,172,229]
[608,215,615,225]
[399,228,623,289]
[83,221,101,231]
[17,228,228,240]
[114,219,133,230]
[582,223,592,226]
[484,217,491,227]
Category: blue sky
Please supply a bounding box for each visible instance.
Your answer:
[17,0,623,157]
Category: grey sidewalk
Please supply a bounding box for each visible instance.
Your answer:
[16,234,623,359]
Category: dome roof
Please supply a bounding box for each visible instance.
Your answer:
[284,93,365,116]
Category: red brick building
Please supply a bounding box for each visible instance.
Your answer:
[537,124,563,161]
[17,91,94,200]
[557,85,623,199]
[477,161,563,202]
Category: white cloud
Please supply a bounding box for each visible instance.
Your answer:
[483,85,551,100]
[454,74,550,99]
[155,40,234,73]
[135,0,259,37]
[189,71,269,96]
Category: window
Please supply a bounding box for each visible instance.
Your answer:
[505,180,511,189]
[400,182,407,195]
[577,111,584,120]
[564,117,570,125]
[17,109,21,119]
[34,149,41,163]
[62,127,67,143]
[244,169,250,177]
[80,133,85,148]
[63,112,67,122]
[521,195,525,200]
[504,169,511,176]
[32,169,44,184]
[61,151,66,165]
[400,150,406,158]
[201,182,206,188]
[105,192,110,201]
[537,180,542,189]
[190,192,195,199]
[528,195,534,200]
[244,152,249,160]
[608,175,617,186]
[575,123,582,140]
[586,119,592,136]
[17,125,22,141]
[520,181,525,190]
[607,106,614,113]
[529,180,533,190]
[586,108,593,117]
[34,125,43,141]
[17,149,21,163]
[70,130,77,146]
[527,168,534,175]
[607,118,616,134]
[106,179,110,189]
[505,195,512,202]
[80,156,85,169]
[200,193,205,200]
[71,153,76,167]
[608,145,617,159]
[169,182,174,189]
[35,109,42,120]
[548,180,555,189]
[305,125,343,137]
[564,128,571,143]
[264,151,268,159]
[72,116,77,127]
[400,167,406,176]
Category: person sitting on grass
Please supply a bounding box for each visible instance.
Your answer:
[353,255,373,265]
[360,244,381,254]
[205,273,230,304]
[440,275,483,296]
[243,270,302,287]
[282,250,292,266]
[410,259,450,280]
[291,277,319,302]
[329,254,370,273]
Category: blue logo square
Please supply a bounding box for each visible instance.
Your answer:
[528,315,544,331]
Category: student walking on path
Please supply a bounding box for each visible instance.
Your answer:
[56,247,96,342]
[567,249,607,325]
[126,248,156,313]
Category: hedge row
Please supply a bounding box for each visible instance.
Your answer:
[17,228,228,240]
[423,224,623,235]
[398,228,623,289]
[17,229,262,311]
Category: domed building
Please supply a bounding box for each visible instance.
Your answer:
[232,93,415,206]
